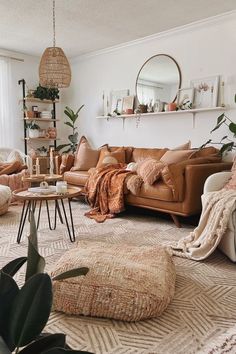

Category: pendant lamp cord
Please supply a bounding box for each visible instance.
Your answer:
[53,0,56,47]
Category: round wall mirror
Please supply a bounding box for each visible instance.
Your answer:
[136,54,181,105]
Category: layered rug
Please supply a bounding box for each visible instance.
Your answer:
[0,199,236,354]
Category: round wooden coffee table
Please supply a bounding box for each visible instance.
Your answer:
[13,187,82,243]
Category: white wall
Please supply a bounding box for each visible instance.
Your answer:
[63,11,236,149]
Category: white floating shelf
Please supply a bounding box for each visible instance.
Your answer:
[96,107,225,119]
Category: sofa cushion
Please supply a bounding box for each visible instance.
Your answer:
[51,241,176,321]
[64,170,89,186]
[172,140,191,150]
[131,148,168,162]
[136,158,165,185]
[224,158,236,190]
[71,136,99,171]
[190,146,219,158]
[136,181,174,202]
[60,154,74,174]
[109,146,133,163]
[96,147,126,167]
[160,149,194,164]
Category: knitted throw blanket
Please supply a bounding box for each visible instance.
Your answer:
[84,164,132,223]
[171,189,236,260]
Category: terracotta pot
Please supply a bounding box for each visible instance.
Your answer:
[167,103,177,111]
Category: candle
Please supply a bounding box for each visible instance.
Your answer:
[36,158,40,175]
[49,148,54,176]
[27,156,33,175]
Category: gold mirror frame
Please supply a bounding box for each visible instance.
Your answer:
[135,54,182,105]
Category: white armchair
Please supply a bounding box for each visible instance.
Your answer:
[204,171,236,262]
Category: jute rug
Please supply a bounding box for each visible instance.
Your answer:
[0,199,235,354]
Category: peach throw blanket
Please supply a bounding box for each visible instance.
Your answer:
[171,189,236,260]
[84,164,132,222]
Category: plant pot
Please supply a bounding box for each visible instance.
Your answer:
[29,129,40,138]
[26,111,34,118]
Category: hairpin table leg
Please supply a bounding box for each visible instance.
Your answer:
[17,200,31,243]
[60,199,75,242]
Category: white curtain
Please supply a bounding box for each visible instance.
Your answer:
[0,58,15,148]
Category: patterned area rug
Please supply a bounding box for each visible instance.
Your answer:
[0,199,236,354]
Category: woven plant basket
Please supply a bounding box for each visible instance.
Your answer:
[39,47,71,88]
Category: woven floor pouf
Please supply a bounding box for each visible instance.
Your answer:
[0,185,11,216]
[51,241,176,321]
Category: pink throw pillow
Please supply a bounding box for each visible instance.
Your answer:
[137,158,165,185]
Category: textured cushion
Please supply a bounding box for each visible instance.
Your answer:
[160,150,193,164]
[0,185,11,215]
[137,158,165,185]
[96,147,126,167]
[224,158,236,190]
[71,136,99,171]
[51,241,176,322]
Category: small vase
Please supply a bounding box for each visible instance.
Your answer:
[29,129,40,138]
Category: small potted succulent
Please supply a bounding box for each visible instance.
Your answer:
[37,146,48,156]
[27,121,40,138]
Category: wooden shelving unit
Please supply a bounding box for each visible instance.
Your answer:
[18,79,59,155]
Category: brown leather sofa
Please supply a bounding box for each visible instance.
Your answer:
[57,146,231,226]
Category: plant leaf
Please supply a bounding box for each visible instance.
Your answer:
[0,337,11,354]
[8,273,53,348]
[18,333,66,354]
[220,142,235,155]
[0,272,19,350]
[229,122,236,135]
[68,132,78,144]
[56,144,71,152]
[210,119,226,133]
[64,122,74,129]
[220,135,228,142]
[75,104,84,117]
[199,139,212,149]
[216,113,225,124]
[1,257,27,277]
[63,147,73,154]
[42,349,93,354]
[25,211,45,281]
[53,267,89,281]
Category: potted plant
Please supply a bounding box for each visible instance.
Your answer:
[37,146,48,156]
[0,212,92,354]
[26,121,40,138]
[56,105,84,154]
[33,85,60,102]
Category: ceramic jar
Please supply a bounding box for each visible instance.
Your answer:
[47,127,57,139]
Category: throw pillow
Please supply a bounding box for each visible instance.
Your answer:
[190,146,219,158]
[96,147,126,168]
[137,158,165,185]
[224,158,236,190]
[172,140,191,150]
[60,154,74,174]
[7,150,24,164]
[160,150,194,164]
[71,136,99,171]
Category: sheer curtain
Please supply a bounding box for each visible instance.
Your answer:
[0,58,15,148]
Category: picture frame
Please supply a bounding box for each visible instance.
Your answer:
[177,88,194,110]
[190,76,219,108]
[122,95,134,114]
[110,89,129,115]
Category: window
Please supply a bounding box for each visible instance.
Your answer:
[0,58,15,148]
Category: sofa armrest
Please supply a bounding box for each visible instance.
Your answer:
[203,171,232,193]
[182,162,232,214]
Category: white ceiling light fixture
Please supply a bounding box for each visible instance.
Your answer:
[39,0,71,88]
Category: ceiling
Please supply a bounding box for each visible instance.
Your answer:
[0,0,236,58]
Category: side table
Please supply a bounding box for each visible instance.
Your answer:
[13,187,82,243]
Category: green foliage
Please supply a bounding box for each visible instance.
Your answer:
[0,211,91,354]
[203,112,236,155]
[33,85,59,101]
[26,121,40,130]
[57,105,84,154]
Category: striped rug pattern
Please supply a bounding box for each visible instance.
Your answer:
[0,199,235,354]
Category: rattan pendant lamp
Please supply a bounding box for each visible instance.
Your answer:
[39,0,71,88]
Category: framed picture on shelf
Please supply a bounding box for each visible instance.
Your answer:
[122,95,134,114]
[110,89,129,115]
[190,76,219,108]
[177,88,194,110]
